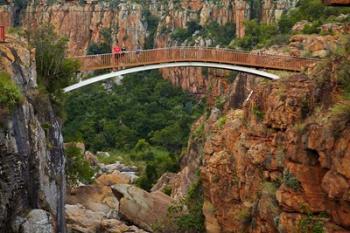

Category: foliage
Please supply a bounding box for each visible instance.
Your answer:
[65,144,96,185]
[216,116,226,128]
[301,21,322,34]
[31,25,79,115]
[170,28,190,43]
[143,9,159,49]
[155,179,205,233]
[193,123,205,141]
[63,70,203,153]
[133,145,179,191]
[283,170,301,191]
[204,21,235,46]
[175,180,205,232]
[298,212,325,233]
[87,28,113,55]
[170,21,235,46]
[215,96,226,110]
[163,185,172,196]
[96,144,178,191]
[330,103,350,126]
[278,0,350,34]
[0,72,22,110]
[235,20,279,50]
[252,105,264,121]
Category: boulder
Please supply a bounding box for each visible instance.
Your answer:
[66,185,119,215]
[65,204,105,233]
[95,171,131,186]
[111,184,174,231]
[84,151,98,166]
[65,204,149,233]
[21,209,54,233]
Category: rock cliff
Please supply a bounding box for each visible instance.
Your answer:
[174,67,350,232]
[0,35,65,232]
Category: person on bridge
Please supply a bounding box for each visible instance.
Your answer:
[112,44,121,70]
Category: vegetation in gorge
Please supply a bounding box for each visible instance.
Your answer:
[155,178,205,233]
[0,71,22,112]
[235,0,350,50]
[63,70,204,189]
[171,20,235,46]
[65,143,96,185]
[30,25,79,114]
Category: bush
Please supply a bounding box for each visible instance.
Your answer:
[330,103,350,125]
[171,28,190,43]
[204,21,235,46]
[235,20,278,50]
[156,179,205,233]
[65,143,96,185]
[278,0,350,34]
[252,105,264,121]
[0,71,22,110]
[283,170,301,191]
[298,213,325,233]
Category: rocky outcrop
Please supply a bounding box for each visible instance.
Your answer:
[0,35,65,232]
[20,209,54,233]
[112,184,174,231]
[65,204,148,233]
[195,69,350,232]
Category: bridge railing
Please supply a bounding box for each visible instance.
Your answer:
[75,47,319,72]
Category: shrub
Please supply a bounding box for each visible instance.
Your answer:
[171,28,190,43]
[163,185,172,196]
[298,213,325,233]
[167,179,205,233]
[216,116,226,128]
[0,72,22,110]
[252,105,264,121]
[330,103,350,125]
[65,143,96,185]
[215,96,226,110]
[283,170,301,191]
[278,0,350,34]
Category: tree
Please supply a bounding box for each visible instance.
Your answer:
[31,25,79,108]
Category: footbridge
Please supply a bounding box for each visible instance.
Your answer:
[64,47,319,92]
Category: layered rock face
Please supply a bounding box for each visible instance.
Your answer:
[198,72,350,232]
[0,36,65,232]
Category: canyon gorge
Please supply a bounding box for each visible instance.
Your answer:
[1,0,350,233]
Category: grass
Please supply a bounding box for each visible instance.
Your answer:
[0,71,23,110]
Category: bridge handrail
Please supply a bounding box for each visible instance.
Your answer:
[73,46,322,61]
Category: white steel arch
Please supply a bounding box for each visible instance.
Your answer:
[63,62,279,93]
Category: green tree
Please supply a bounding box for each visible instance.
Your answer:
[65,144,96,185]
[31,25,79,111]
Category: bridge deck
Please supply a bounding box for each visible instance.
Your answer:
[75,47,318,72]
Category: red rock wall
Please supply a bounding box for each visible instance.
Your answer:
[199,71,350,232]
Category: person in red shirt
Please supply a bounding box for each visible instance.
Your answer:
[112,44,121,70]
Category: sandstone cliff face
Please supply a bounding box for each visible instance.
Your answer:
[198,72,350,232]
[0,35,65,233]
